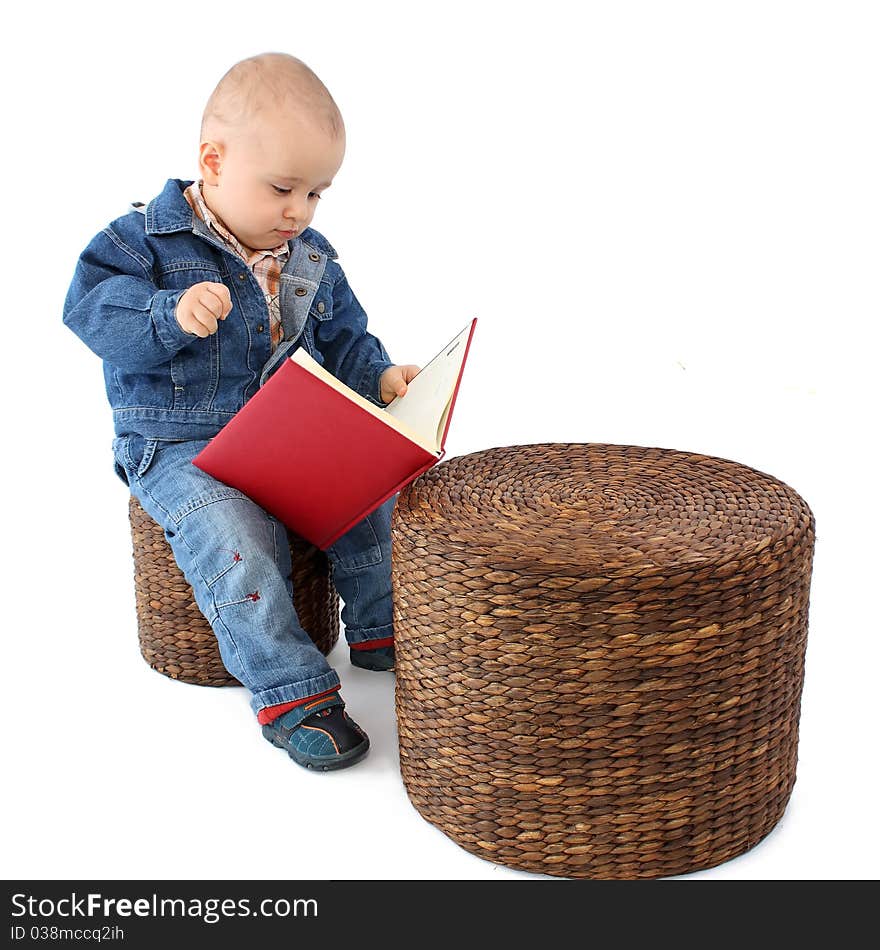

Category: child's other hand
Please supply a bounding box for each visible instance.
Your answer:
[380,364,421,403]
[175,281,232,337]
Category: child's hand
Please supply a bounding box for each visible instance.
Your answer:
[380,364,421,403]
[175,281,232,337]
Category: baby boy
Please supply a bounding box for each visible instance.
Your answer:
[63,52,420,771]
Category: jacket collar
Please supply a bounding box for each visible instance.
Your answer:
[144,178,338,260]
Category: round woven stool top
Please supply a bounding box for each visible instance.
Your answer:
[396,442,812,577]
[391,443,815,879]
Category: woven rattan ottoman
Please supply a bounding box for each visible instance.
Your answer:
[391,443,815,879]
[128,496,339,686]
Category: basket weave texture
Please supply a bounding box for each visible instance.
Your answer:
[129,495,339,686]
[391,443,815,879]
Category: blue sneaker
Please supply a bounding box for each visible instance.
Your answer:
[350,644,395,672]
[261,694,369,771]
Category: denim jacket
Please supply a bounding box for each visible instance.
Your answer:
[63,178,394,441]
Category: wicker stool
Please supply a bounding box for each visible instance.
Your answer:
[391,443,815,879]
[128,496,340,686]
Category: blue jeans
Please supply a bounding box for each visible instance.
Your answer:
[112,435,395,716]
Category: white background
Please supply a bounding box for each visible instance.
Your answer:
[2,0,877,881]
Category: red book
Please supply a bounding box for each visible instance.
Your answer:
[192,319,477,549]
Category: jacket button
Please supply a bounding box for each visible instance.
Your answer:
[238,273,246,281]
[295,287,307,296]
[309,252,320,262]
[316,302,325,314]
[257,324,265,333]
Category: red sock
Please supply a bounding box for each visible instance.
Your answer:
[350,636,394,651]
[257,685,341,725]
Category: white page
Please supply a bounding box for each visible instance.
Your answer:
[289,348,438,455]
[384,322,472,451]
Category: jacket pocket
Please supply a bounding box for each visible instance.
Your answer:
[159,263,226,409]
[170,330,220,410]
[309,284,333,322]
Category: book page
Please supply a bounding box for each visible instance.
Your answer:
[289,348,440,456]
[384,322,472,451]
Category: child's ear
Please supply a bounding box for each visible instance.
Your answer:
[199,141,223,184]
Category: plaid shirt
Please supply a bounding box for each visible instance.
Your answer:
[183,181,288,350]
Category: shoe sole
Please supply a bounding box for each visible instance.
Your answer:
[263,729,370,771]
[349,651,395,672]
[351,659,395,672]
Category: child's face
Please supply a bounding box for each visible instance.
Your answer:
[199,112,345,251]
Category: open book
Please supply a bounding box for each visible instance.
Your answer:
[192,318,477,549]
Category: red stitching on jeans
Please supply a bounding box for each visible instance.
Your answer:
[246,591,260,601]
[220,548,242,562]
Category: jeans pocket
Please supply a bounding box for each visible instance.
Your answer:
[111,438,129,486]
[112,435,160,484]
[327,496,395,572]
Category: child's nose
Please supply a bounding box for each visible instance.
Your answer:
[283,194,309,222]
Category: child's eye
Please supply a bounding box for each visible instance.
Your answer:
[272,185,321,200]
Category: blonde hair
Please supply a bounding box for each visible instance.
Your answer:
[201,52,344,141]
